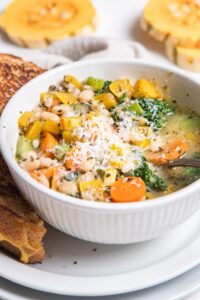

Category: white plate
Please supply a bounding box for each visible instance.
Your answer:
[1,253,200,300]
[0,212,200,296]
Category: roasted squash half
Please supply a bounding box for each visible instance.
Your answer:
[141,0,200,47]
[0,0,97,48]
[167,46,200,72]
[141,0,200,72]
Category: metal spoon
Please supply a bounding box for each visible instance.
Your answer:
[166,159,200,168]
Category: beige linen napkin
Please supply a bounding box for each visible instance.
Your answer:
[0,34,150,69]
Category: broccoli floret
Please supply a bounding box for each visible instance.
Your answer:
[132,157,167,191]
[138,98,174,130]
[110,97,174,129]
[149,174,167,191]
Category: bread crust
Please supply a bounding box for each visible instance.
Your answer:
[0,54,46,263]
[0,53,44,113]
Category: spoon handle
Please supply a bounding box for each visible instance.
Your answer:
[167,159,200,168]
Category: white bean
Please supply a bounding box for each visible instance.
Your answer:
[32,107,45,120]
[43,96,53,108]
[33,107,44,113]
[78,90,94,102]
[52,105,69,115]
[39,157,57,168]
[73,88,80,97]
[66,83,78,93]
[150,136,164,152]
[79,158,95,172]
[58,181,78,196]
[83,84,93,90]
[40,111,60,123]
[20,159,40,172]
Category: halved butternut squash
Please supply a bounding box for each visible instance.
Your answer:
[0,0,97,48]
[141,0,200,47]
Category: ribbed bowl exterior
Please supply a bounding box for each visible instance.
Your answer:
[1,59,200,244]
[11,169,200,244]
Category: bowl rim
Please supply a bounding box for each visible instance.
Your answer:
[1,57,200,212]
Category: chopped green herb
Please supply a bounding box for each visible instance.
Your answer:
[130,157,167,191]
[138,98,174,130]
[118,93,127,105]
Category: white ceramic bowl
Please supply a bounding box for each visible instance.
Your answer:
[1,59,200,244]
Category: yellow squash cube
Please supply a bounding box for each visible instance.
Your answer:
[95,93,117,109]
[40,93,53,104]
[64,75,83,90]
[18,111,34,128]
[60,116,82,130]
[54,92,77,105]
[62,130,73,143]
[42,120,60,135]
[133,79,159,98]
[25,120,43,141]
[109,79,133,98]
[110,161,122,169]
[103,169,117,186]
[79,180,105,201]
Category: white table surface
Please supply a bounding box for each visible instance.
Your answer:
[0,0,200,299]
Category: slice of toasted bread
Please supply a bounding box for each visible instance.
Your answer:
[0,54,46,263]
[0,155,47,263]
[0,53,44,113]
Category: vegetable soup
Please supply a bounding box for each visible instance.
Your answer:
[16,75,200,202]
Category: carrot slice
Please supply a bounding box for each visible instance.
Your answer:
[65,147,77,170]
[40,132,58,157]
[110,177,146,203]
[167,139,188,154]
[149,139,188,165]
[29,167,56,185]
[51,168,60,191]
[40,167,56,179]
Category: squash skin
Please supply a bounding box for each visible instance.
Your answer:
[0,0,97,48]
[166,44,200,72]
